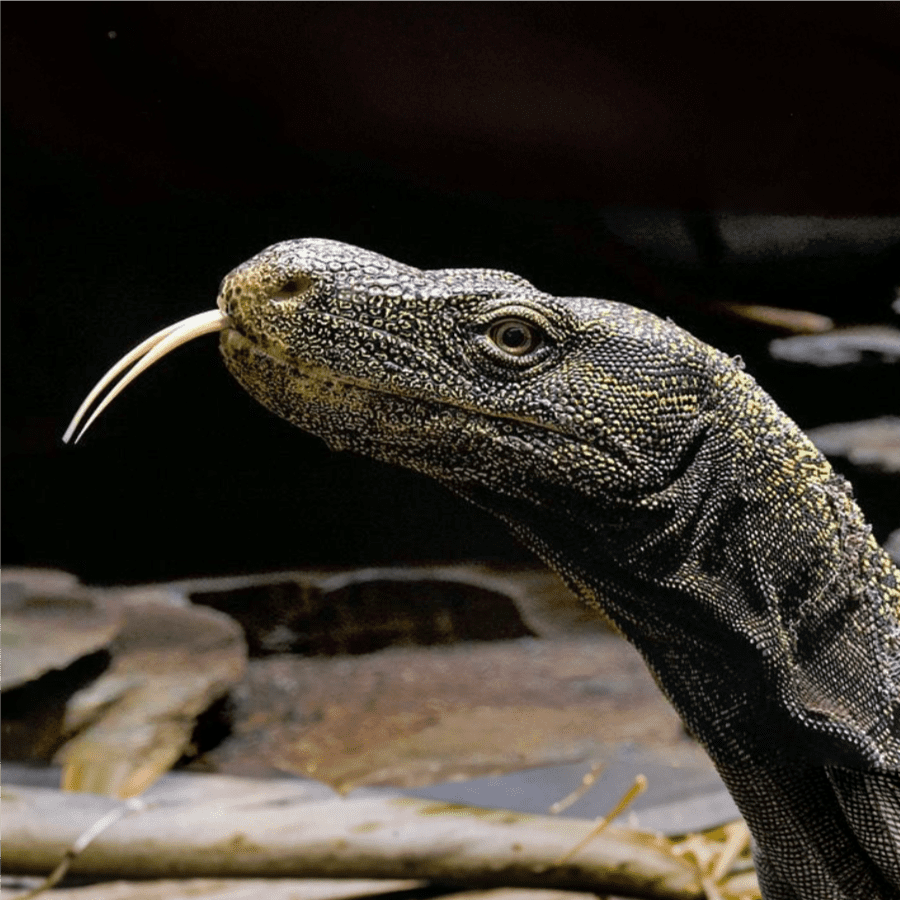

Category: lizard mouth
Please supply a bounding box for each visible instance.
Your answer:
[64,302,573,450]
[219,317,414,399]
[63,307,392,445]
[63,305,440,446]
[63,310,232,444]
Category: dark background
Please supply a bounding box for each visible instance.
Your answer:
[4,3,899,585]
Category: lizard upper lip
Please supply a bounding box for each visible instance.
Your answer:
[221,317,585,453]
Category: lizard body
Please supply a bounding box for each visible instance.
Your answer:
[71,239,900,898]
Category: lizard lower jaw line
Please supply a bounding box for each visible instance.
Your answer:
[63,309,231,445]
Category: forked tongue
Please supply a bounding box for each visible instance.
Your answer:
[63,310,231,444]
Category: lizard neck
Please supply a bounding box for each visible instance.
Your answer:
[463,369,900,770]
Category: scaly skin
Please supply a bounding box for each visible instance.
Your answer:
[217,238,900,899]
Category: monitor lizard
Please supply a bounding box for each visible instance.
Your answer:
[66,238,900,899]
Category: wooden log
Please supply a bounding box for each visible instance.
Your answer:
[3,782,703,899]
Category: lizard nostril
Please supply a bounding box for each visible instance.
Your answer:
[273,273,314,300]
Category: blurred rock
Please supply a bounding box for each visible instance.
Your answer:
[1,569,123,692]
[56,600,247,797]
[181,565,608,657]
[769,325,900,366]
[198,632,703,793]
[885,529,900,567]
[806,417,900,474]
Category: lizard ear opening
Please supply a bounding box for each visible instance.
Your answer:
[63,309,230,445]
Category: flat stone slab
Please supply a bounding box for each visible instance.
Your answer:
[1,569,123,691]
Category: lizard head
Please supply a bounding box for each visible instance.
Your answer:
[216,238,725,516]
[66,237,735,547]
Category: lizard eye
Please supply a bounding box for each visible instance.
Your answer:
[488,318,542,356]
